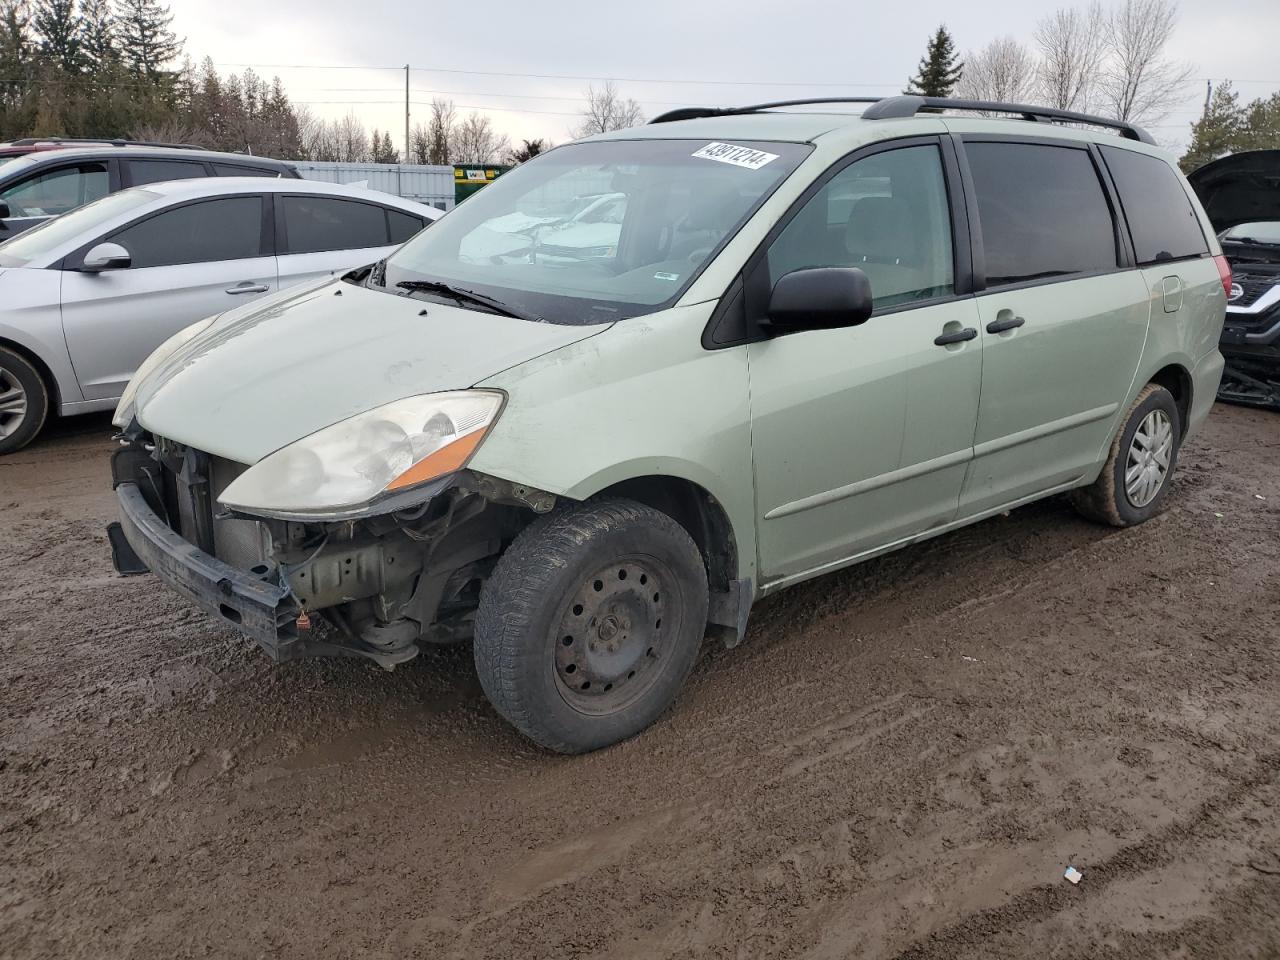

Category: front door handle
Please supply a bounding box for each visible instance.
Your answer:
[225,282,269,295]
[986,315,1025,334]
[934,326,978,346]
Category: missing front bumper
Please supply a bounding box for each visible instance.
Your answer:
[112,480,307,660]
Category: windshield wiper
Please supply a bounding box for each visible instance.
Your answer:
[395,279,543,322]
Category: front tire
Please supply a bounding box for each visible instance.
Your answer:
[0,347,50,455]
[474,498,709,754]
[1070,383,1181,527]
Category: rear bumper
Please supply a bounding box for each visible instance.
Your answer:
[113,481,303,659]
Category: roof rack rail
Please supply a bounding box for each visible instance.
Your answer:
[649,95,1155,145]
[862,96,1155,144]
[650,98,882,125]
[4,137,204,150]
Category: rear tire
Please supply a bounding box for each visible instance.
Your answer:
[473,498,709,754]
[0,347,50,455]
[1070,383,1181,527]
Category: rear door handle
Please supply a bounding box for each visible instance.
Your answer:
[934,326,978,346]
[986,315,1025,334]
[226,282,269,295]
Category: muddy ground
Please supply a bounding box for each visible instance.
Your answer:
[2,404,1279,960]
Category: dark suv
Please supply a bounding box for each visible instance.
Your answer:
[0,143,299,238]
[1188,150,1280,409]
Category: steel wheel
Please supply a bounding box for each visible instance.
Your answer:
[0,366,29,441]
[554,556,671,715]
[1124,408,1173,508]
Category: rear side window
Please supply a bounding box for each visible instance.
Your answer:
[388,209,425,243]
[110,196,263,268]
[966,142,1118,287]
[212,162,278,178]
[1,163,109,217]
[282,196,388,253]
[1100,146,1208,265]
[126,159,208,186]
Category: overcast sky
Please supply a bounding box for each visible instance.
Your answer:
[170,0,1280,156]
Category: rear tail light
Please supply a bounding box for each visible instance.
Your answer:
[1214,255,1233,299]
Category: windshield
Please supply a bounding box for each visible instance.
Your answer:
[382,138,811,324]
[0,188,159,267]
[0,155,19,169]
[1223,221,1280,245]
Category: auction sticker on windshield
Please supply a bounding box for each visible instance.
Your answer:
[692,142,780,170]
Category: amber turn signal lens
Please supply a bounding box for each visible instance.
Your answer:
[386,429,487,491]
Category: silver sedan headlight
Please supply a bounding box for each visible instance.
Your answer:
[218,390,504,519]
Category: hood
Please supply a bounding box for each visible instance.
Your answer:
[1187,150,1280,233]
[136,278,610,464]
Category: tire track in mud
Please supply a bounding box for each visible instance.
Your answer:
[890,753,1280,959]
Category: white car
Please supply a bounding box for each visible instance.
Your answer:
[0,178,441,452]
[459,192,626,263]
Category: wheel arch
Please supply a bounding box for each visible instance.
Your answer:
[0,335,61,413]
[589,474,740,598]
[1148,362,1192,432]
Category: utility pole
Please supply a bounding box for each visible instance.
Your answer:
[405,64,411,163]
[1203,79,1212,117]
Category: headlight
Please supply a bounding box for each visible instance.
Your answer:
[112,317,216,427]
[218,391,504,519]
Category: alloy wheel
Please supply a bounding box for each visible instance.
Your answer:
[0,367,28,441]
[1125,408,1173,508]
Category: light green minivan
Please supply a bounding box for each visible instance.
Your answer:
[110,96,1229,752]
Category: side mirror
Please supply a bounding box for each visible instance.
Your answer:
[0,200,10,220]
[81,242,131,273]
[766,267,874,333]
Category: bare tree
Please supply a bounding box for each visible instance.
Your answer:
[574,80,643,138]
[333,110,368,162]
[452,112,509,164]
[1098,0,1194,125]
[426,98,456,165]
[955,36,1037,105]
[1034,3,1107,112]
[409,121,430,164]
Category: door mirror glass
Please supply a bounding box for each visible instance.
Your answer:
[767,267,873,332]
[81,241,132,273]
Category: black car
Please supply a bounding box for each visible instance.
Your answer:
[1188,150,1280,409]
[0,142,299,238]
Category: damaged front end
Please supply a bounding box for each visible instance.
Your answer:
[1187,149,1280,410]
[1218,260,1280,410]
[108,432,556,669]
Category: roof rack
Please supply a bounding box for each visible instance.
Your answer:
[3,137,203,150]
[649,95,1155,145]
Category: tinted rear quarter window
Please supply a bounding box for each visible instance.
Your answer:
[966,141,1118,286]
[212,162,278,178]
[282,196,389,253]
[1100,146,1208,264]
[388,209,425,243]
[126,159,209,186]
[110,196,263,267]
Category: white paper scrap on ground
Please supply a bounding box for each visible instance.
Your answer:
[1064,866,1083,885]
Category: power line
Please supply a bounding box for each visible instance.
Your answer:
[215,61,911,88]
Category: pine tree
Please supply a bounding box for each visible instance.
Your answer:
[115,0,179,81]
[905,25,963,99]
[1180,82,1244,172]
[508,138,547,163]
[33,0,81,74]
[79,0,118,70]
[1241,92,1280,153]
